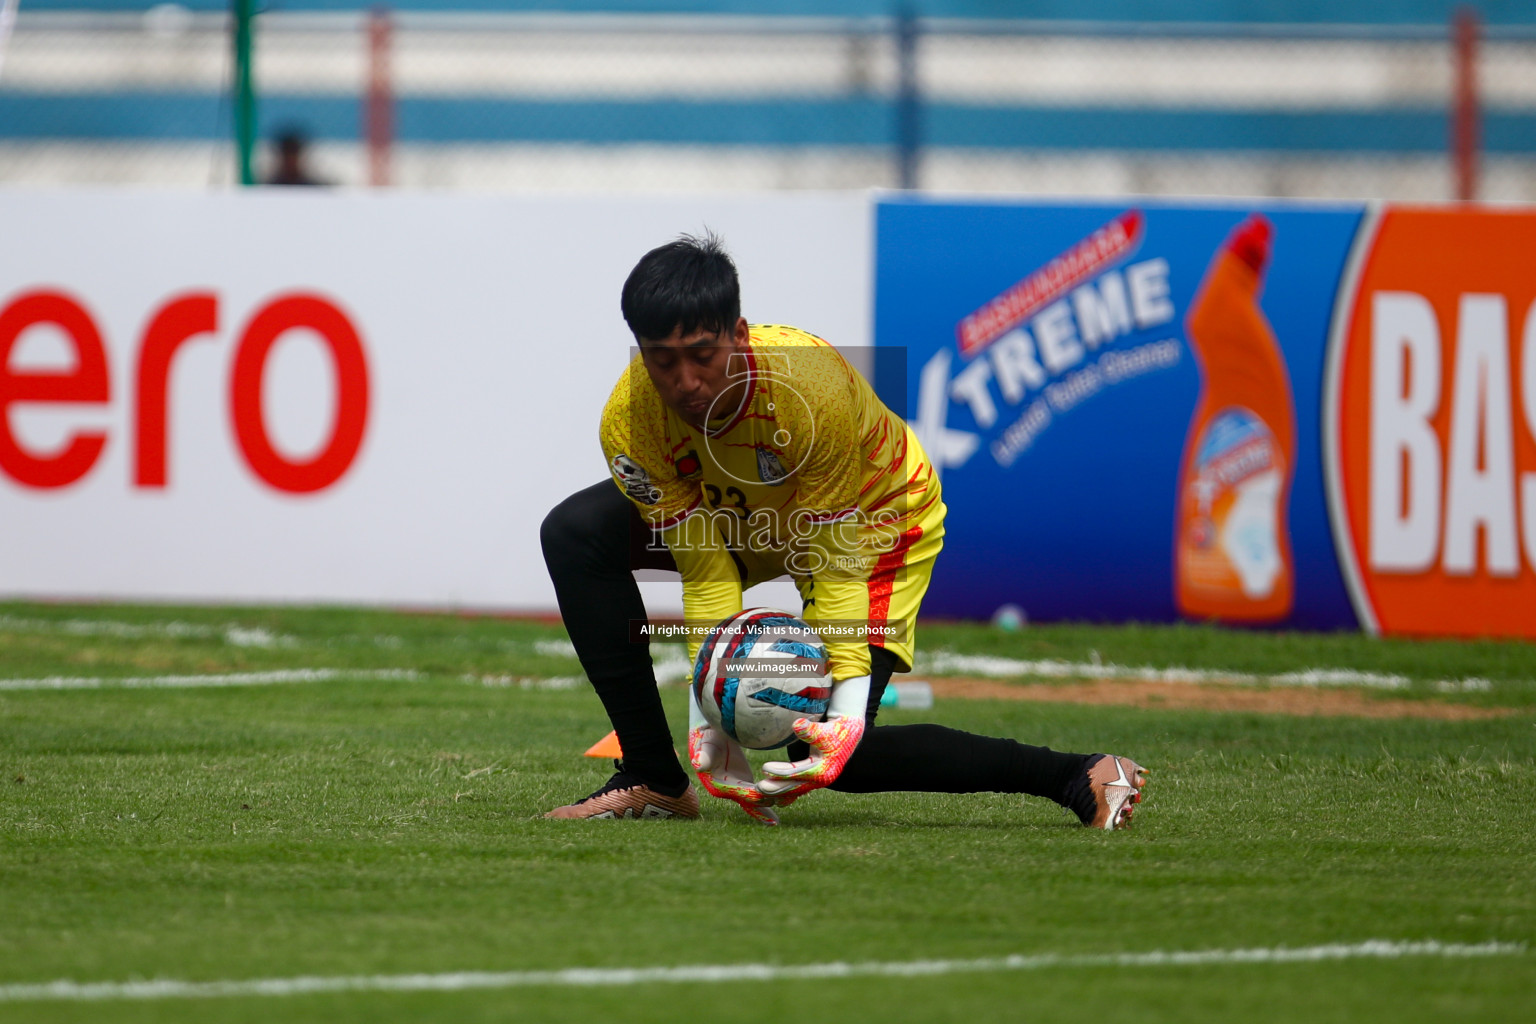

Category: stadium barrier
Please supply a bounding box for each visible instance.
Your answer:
[1,189,1532,640]
[0,189,868,610]
[882,196,1536,639]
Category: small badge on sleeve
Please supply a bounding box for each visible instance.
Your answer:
[675,449,703,480]
[611,453,662,505]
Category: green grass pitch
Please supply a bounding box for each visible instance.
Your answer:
[1,601,1532,1022]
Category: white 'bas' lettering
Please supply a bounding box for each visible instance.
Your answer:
[1369,292,1442,572]
[1444,294,1519,576]
[1523,301,1536,571]
[1367,290,1536,577]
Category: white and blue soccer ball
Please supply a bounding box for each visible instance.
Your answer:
[692,608,831,750]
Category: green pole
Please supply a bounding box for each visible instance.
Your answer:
[233,0,256,185]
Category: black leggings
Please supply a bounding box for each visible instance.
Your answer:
[540,480,1087,804]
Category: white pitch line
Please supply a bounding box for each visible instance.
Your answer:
[0,614,294,647]
[464,674,584,691]
[0,940,1520,1003]
[0,669,419,691]
[920,652,1499,692]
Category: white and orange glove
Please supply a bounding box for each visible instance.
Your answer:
[756,674,870,803]
[687,690,782,826]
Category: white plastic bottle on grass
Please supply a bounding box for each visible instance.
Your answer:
[991,604,1027,631]
[879,681,933,710]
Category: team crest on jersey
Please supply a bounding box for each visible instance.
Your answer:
[611,453,662,505]
[756,447,789,484]
[675,449,703,480]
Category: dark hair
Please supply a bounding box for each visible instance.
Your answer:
[275,126,309,153]
[620,232,741,342]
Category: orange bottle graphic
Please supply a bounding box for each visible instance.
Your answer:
[1175,214,1296,622]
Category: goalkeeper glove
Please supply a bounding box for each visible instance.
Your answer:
[756,674,870,802]
[689,725,781,826]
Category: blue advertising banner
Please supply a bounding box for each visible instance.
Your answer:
[875,197,1363,629]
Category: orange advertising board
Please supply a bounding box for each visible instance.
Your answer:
[1326,207,1536,638]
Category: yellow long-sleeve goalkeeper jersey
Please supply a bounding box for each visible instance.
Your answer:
[599,324,943,680]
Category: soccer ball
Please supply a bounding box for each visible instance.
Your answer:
[692,608,831,750]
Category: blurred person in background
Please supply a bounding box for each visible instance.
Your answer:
[266,127,326,187]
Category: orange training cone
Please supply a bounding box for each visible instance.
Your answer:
[583,730,623,759]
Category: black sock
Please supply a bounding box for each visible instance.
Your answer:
[541,481,689,794]
[788,646,1088,802]
[829,724,1089,803]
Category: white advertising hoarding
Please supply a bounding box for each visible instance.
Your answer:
[0,190,871,610]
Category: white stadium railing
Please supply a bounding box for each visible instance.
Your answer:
[0,8,1532,198]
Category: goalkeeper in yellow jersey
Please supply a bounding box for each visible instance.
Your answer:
[541,233,1145,827]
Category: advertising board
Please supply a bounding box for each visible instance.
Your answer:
[880,196,1536,640]
[5,189,1530,640]
[876,197,1363,629]
[0,190,869,610]
[1326,206,1536,640]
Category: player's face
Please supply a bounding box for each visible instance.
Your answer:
[638,317,750,428]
